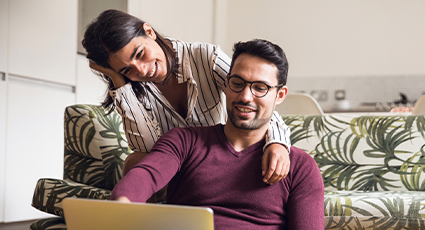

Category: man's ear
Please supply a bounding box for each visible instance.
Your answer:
[275,86,288,105]
[143,23,157,40]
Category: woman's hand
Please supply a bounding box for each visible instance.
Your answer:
[89,60,126,88]
[262,144,290,185]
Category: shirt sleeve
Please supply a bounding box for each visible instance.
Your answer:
[110,83,162,152]
[286,148,324,229]
[265,112,292,151]
[211,45,231,89]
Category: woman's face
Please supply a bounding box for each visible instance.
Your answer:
[108,24,167,83]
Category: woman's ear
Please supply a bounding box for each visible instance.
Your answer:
[275,86,288,105]
[143,23,157,40]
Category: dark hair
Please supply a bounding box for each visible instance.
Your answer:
[229,39,288,87]
[82,9,178,110]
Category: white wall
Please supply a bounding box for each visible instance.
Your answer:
[221,0,425,78]
[129,0,214,44]
[76,55,108,105]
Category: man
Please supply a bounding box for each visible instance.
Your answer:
[111,39,324,229]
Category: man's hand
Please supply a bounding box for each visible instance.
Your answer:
[115,196,131,203]
[262,144,290,185]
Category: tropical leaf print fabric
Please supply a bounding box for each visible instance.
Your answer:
[30,106,425,230]
[282,114,425,229]
[31,105,128,227]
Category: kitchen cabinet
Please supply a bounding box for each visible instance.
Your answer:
[4,78,75,222]
[0,80,6,223]
[0,0,7,223]
[0,0,7,73]
[8,0,77,86]
[1,0,78,223]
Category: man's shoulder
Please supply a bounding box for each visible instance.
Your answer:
[289,146,317,168]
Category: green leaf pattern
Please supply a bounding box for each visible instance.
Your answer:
[31,108,425,230]
[283,114,425,229]
[32,105,128,229]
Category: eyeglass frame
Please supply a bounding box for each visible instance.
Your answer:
[226,75,285,98]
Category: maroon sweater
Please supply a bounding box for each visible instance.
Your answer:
[111,125,324,229]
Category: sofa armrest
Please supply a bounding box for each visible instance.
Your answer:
[32,178,111,216]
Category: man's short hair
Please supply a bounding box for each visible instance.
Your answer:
[229,39,289,87]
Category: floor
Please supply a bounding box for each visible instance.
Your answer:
[0,220,34,230]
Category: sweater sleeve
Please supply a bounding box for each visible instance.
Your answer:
[286,148,324,229]
[110,127,189,202]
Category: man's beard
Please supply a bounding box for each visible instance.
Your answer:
[227,103,273,130]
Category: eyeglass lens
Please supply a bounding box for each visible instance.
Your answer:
[228,77,269,97]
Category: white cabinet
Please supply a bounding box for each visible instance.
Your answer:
[1,0,79,223]
[8,0,77,85]
[4,77,75,222]
[0,0,7,73]
[0,0,7,223]
[0,79,6,223]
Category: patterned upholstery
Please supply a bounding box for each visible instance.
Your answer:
[282,114,425,229]
[30,104,425,230]
[31,104,130,230]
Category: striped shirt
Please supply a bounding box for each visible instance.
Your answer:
[110,38,291,153]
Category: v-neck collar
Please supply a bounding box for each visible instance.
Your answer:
[215,125,265,158]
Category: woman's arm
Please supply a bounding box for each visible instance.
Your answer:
[89,60,162,152]
[89,60,126,89]
[262,112,291,184]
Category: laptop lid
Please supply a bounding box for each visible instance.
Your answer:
[63,198,214,230]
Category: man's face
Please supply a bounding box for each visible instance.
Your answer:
[225,53,287,131]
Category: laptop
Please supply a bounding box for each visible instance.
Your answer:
[63,197,214,230]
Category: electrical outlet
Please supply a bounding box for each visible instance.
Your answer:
[311,90,328,101]
[319,91,328,101]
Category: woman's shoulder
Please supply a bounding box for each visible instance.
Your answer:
[168,37,217,53]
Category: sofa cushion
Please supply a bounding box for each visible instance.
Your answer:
[282,115,425,192]
[325,190,425,229]
[32,178,111,216]
[30,217,66,230]
[63,105,130,190]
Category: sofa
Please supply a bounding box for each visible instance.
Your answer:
[31,104,425,229]
[282,114,425,229]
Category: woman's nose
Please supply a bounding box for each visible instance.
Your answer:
[134,62,148,76]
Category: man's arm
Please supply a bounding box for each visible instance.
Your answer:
[262,112,292,184]
[110,128,188,202]
[286,148,324,229]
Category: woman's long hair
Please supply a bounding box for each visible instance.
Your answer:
[82,9,179,111]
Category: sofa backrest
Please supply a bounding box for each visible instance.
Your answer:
[63,104,130,190]
[282,114,425,192]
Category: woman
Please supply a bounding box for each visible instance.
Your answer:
[82,10,291,198]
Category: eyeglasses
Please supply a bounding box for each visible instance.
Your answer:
[226,75,284,98]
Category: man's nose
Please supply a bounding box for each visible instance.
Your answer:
[239,84,254,102]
